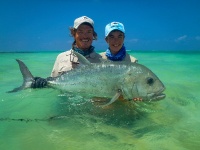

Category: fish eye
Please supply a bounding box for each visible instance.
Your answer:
[146,77,154,85]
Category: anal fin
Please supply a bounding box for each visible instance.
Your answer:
[101,89,121,107]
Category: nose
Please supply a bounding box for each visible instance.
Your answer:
[82,31,91,37]
[113,37,120,41]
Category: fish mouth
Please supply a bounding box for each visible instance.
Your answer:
[150,93,166,101]
[147,88,166,101]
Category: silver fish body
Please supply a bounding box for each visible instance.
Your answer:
[9,52,165,105]
[50,62,165,102]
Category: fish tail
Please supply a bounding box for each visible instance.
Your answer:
[7,59,34,93]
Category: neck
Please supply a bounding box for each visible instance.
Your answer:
[73,45,94,56]
[105,45,126,61]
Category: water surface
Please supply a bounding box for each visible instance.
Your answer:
[0,51,200,150]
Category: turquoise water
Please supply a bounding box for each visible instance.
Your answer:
[0,51,200,150]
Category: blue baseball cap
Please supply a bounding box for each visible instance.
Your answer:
[105,22,125,37]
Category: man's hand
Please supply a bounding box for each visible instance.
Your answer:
[31,77,47,88]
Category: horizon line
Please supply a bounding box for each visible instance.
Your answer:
[1,49,200,53]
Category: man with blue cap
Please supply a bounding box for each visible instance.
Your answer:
[100,22,137,62]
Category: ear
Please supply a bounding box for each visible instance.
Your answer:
[93,31,97,40]
[70,28,76,37]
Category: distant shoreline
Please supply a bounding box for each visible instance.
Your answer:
[0,50,200,53]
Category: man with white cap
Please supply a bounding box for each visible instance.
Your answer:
[31,16,102,88]
[100,22,137,62]
[50,16,102,77]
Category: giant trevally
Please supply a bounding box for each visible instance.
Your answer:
[8,52,166,106]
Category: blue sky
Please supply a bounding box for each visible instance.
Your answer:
[0,0,200,52]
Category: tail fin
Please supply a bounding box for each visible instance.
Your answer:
[7,59,34,93]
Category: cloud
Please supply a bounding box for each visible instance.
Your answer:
[175,35,187,42]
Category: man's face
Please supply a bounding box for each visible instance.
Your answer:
[106,30,124,54]
[75,24,94,50]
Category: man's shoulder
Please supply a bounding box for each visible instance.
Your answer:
[125,53,138,62]
[90,51,102,58]
[84,51,102,63]
[99,52,107,59]
[57,49,72,58]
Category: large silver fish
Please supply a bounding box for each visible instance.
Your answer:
[9,52,166,106]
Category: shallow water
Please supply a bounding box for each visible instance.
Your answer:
[0,51,200,150]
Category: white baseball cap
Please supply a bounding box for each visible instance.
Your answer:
[73,16,94,29]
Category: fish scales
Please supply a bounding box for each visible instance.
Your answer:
[8,51,166,104]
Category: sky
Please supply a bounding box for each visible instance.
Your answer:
[0,0,200,52]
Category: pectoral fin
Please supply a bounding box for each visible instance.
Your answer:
[101,89,122,107]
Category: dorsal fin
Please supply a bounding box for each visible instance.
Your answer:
[72,51,91,65]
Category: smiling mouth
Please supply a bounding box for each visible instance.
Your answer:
[82,39,89,42]
[113,44,120,47]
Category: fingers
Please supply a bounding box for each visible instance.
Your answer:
[31,77,47,88]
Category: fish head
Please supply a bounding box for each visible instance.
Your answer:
[121,64,166,102]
